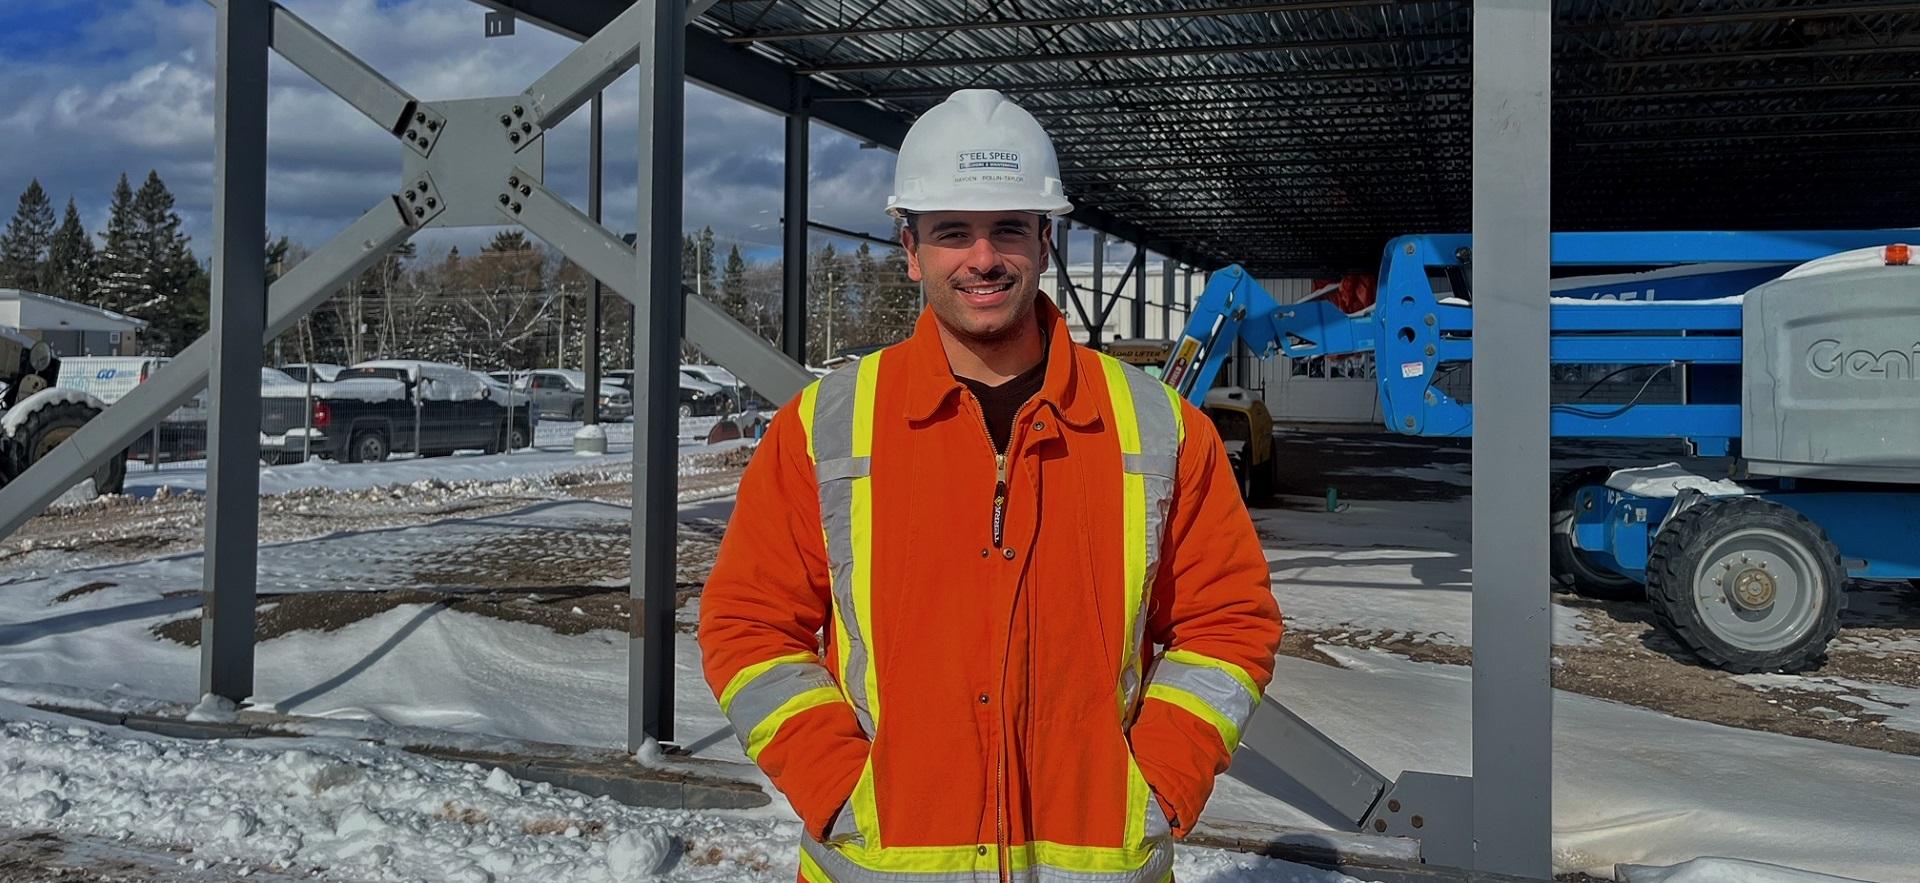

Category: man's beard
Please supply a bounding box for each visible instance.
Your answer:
[929,280,1036,345]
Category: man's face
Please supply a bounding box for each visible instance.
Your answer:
[903,210,1052,344]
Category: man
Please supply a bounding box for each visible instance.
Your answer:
[700,89,1281,883]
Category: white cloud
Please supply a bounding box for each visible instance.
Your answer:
[1,0,900,269]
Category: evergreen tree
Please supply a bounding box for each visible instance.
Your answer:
[0,179,56,289]
[96,173,142,315]
[879,246,920,339]
[487,229,531,253]
[851,243,880,345]
[127,170,205,351]
[43,199,96,302]
[807,242,849,360]
[680,226,717,297]
[720,244,749,324]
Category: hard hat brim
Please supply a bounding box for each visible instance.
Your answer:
[887,192,1074,219]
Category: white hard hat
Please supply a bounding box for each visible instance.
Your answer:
[887,89,1073,219]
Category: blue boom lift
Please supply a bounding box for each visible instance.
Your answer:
[1162,231,1920,673]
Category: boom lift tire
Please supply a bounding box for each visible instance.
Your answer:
[1645,496,1843,674]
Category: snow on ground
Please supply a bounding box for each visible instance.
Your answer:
[1618,858,1875,883]
[1734,673,1920,736]
[113,422,754,500]
[1255,498,1592,647]
[4,429,1918,880]
[1201,646,1920,880]
[0,700,1373,882]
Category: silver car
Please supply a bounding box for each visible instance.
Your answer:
[519,369,633,422]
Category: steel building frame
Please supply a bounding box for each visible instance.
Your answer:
[12,0,1916,876]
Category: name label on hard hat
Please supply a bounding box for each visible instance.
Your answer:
[957,150,1021,171]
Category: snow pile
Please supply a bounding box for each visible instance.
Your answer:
[1618,857,1875,883]
[1605,463,1749,499]
[0,700,1381,883]
[0,387,107,436]
[0,701,782,881]
[184,693,238,723]
[257,377,408,403]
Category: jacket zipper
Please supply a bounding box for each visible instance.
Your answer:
[969,390,1019,881]
[973,393,1016,548]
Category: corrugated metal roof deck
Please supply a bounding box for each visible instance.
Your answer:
[486,0,1920,274]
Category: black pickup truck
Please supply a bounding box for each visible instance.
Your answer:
[259,361,535,464]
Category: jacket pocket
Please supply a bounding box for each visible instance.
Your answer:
[820,757,875,850]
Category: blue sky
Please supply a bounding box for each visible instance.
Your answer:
[0,0,903,265]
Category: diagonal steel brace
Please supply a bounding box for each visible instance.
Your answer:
[203,0,443,156]
[506,170,816,403]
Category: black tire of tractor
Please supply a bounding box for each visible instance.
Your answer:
[348,430,389,464]
[571,401,586,423]
[1550,465,1643,600]
[11,400,126,497]
[1644,496,1843,674]
[262,451,304,466]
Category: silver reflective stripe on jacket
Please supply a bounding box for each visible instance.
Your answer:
[811,361,876,737]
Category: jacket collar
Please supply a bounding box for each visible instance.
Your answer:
[901,292,1102,429]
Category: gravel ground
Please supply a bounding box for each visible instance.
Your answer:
[1266,430,1920,758]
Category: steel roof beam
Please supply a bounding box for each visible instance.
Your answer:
[723,0,1392,43]
[808,64,1473,101]
[795,32,1468,75]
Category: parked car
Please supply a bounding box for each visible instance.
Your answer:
[606,369,721,419]
[517,369,634,422]
[678,363,776,412]
[679,364,741,413]
[477,372,537,434]
[280,362,346,383]
[260,360,533,463]
[55,356,205,462]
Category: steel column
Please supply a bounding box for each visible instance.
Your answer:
[200,0,270,703]
[1470,0,1552,875]
[583,93,603,432]
[782,81,809,364]
[1089,232,1104,347]
[1131,247,1146,338]
[1161,255,1174,337]
[630,0,684,749]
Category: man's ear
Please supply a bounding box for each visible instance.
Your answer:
[901,225,924,282]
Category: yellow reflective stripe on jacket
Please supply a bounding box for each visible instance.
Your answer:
[1095,354,1184,725]
[746,686,844,760]
[802,353,888,851]
[1142,649,1262,751]
[720,652,843,763]
[801,835,1175,882]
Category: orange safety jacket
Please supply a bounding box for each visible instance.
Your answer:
[700,295,1282,883]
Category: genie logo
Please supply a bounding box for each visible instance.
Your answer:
[1807,338,1920,380]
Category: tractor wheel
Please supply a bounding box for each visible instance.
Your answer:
[10,400,125,497]
[1550,466,1643,600]
[1645,496,1843,674]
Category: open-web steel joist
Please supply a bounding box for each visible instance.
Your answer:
[480,0,1920,276]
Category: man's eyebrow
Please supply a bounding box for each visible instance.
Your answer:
[930,220,973,232]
